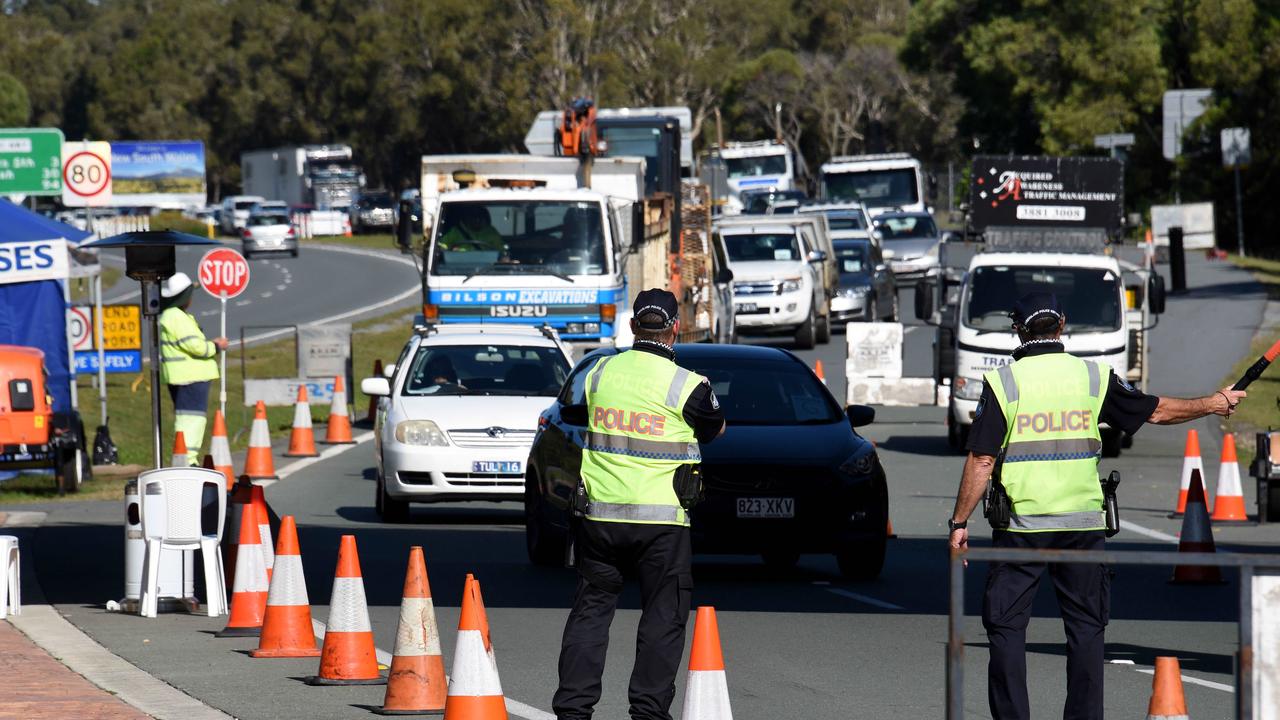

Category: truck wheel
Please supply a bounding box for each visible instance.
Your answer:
[794,308,817,350]
[817,311,832,344]
[936,326,957,382]
[375,469,409,523]
[525,479,566,566]
[1101,428,1122,458]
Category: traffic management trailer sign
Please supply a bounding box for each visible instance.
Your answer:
[0,128,64,195]
[969,156,1124,231]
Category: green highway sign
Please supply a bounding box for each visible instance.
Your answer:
[0,128,65,195]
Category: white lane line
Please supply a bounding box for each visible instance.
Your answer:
[1119,519,1179,544]
[263,431,376,485]
[275,284,286,291]
[234,300,251,307]
[825,587,905,610]
[260,291,273,299]
[1134,667,1233,693]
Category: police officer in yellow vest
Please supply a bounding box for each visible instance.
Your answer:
[554,289,725,720]
[159,272,227,465]
[948,292,1246,719]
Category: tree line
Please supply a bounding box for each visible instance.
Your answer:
[0,0,1275,254]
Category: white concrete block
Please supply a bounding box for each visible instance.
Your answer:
[846,377,938,407]
[844,322,903,379]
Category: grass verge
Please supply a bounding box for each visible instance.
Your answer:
[0,470,134,505]
[1224,255,1280,435]
[300,232,412,252]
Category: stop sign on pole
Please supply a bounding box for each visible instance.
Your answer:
[198,248,250,299]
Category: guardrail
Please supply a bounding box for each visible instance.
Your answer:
[947,546,1280,719]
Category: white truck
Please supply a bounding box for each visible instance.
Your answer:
[820,153,931,217]
[711,141,795,214]
[240,144,365,210]
[713,214,838,349]
[418,154,720,353]
[915,227,1165,455]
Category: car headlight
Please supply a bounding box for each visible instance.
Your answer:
[395,420,449,446]
[780,277,803,293]
[839,450,877,478]
[838,286,870,298]
[953,376,985,401]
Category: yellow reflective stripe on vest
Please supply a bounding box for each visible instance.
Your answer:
[1009,510,1107,531]
[587,501,686,524]
[584,431,701,462]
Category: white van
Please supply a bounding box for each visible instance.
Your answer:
[219,195,267,234]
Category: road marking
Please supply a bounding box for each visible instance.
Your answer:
[825,587,904,610]
[1134,666,1233,693]
[275,284,286,291]
[234,300,251,307]
[257,432,377,486]
[260,291,273,299]
[1119,519,1179,544]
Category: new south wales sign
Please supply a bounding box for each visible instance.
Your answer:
[0,128,64,196]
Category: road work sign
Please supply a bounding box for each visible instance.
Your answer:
[96,304,141,350]
[244,378,337,407]
[298,324,352,380]
[0,128,64,195]
[61,141,113,207]
[70,303,142,374]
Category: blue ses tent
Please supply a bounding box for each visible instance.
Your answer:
[0,199,93,414]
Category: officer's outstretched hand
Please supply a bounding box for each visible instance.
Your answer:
[1213,386,1247,417]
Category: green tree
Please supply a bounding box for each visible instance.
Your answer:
[0,73,30,126]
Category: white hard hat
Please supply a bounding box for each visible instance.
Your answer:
[161,272,195,298]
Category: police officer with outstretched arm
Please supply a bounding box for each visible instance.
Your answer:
[947,292,1246,720]
[554,289,725,720]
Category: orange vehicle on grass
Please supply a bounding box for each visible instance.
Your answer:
[0,344,88,494]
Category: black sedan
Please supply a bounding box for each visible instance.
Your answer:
[525,343,889,579]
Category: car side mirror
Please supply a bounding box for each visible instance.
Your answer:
[562,403,589,426]
[1148,273,1166,314]
[914,280,935,321]
[361,377,391,397]
[716,266,734,284]
[808,249,827,263]
[846,404,876,428]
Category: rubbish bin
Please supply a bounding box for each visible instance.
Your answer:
[121,479,195,612]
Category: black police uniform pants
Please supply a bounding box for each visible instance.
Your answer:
[554,519,693,720]
[984,530,1109,720]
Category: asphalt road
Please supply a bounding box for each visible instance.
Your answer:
[14,254,1277,719]
[98,242,422,346]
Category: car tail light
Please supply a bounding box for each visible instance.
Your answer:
[287,226,296,238]
[241,228,251,238]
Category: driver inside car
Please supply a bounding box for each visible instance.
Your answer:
[439,204,504,253]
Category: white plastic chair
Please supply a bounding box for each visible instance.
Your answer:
[0,535,18,618]
[138,467,227,618]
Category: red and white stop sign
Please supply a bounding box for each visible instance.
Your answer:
[198,248,251,299]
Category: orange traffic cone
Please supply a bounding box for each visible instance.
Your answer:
[1171,469,1225,585]
[170,431,189,467]
[210,410,235,490]
[366,359,384,424]
[377,546,447,715]
[244,400,278,480]
[1171,429,1204,516]
[1211,433,1250,522]
[309,535,384,685]
[249,485,275,582]
[1145,657,1189,719]
[251,516,321,658]
[217,501,269,637]
[443,574,507,719]
[323,376,356,445]
[886,516,897,539]
[814,359,826,385]
[680,606,732,720]
[285,386,319,457]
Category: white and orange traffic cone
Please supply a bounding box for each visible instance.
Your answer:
[1171,469,1225,585]
[251,516,321,658]
[323,376,356,445]
[1171,429,1204,516]
[814,359,826,386]
[250,484,275,582]
[1145,657,1189,719]
[285,386,319,457]
[1211,433,1250,522]
[443,574,507,719]
[680,606,733,720]
[244,400,278,480]
[170,431,189,468]
[308,535,384,685]
[209,410,236,490]
[216,502,269,637]
[377,546,447,715]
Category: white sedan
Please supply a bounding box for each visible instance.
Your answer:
[362,324,573,522]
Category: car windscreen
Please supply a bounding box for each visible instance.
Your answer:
[403,344,570,397]
[823,168,919,207]
[684,355,843,426]
[248,214,289,226]
[826,214,865,231]
[725,154,787,178]
[835,243,869,275]
[600,126,661,195]
[964,266,1123,333]
[430,200,608,277]
[875,215,937,239]
[234,201,259,210]
[360,194,393,208]
[722,232,799,262]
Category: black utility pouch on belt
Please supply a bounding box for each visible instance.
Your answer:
[984,449,1011,530]
[673,465,704,511]
[1101,470,1121,538]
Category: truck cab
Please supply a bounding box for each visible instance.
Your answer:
[713,141,795,215]
[917,228,1164,455]
[820,153,930,217]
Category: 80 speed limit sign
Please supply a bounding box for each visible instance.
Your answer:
[61,141,113,207]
